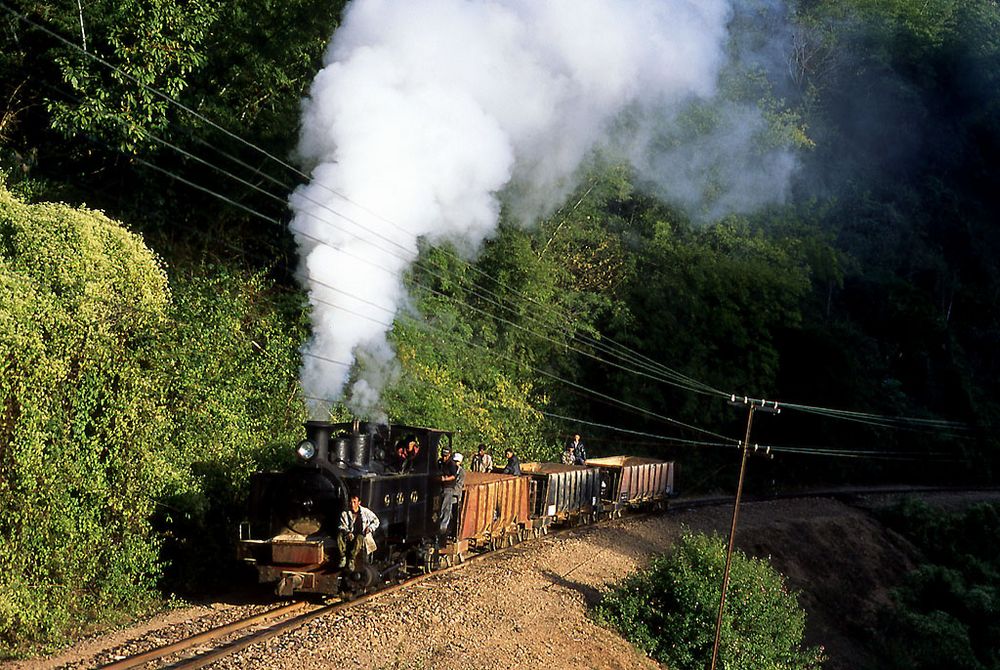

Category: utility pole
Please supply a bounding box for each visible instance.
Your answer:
[76,0,86,52]
[709,395,779,670]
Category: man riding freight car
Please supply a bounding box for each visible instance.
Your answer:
[439,452,466,535]
[470,443,494,473]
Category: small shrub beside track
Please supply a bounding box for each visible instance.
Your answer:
[594,531,825,670]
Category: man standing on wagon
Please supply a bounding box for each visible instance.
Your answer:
[501,448,521,475]
[565,433,587,463]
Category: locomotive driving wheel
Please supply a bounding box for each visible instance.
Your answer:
[420,543,441,574]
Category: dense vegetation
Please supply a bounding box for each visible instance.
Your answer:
[0,185,169,650]
[0,185,305,654]
[874,500,1000,670]
[1,0,998,658]
[595,532,825,670]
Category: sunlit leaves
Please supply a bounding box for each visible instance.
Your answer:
[0,183,169,653]
[596,532,825,670]
[45,0,219,152]
[0,185,306,654]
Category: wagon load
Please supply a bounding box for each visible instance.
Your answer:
[456,471,529,549]
[586,456,675,513]
[520,462,601,532]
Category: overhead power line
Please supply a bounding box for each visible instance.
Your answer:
[779,401,968,432]
[542,409,955,461]
[2,0,729,401]
[127,117,726,399]
[138,145,974,444]
[540,410,738,449]
[7,2,972,445]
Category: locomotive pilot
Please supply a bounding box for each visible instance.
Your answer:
[337,494,380,571]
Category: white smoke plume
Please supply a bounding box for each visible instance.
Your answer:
[289,0,795,418]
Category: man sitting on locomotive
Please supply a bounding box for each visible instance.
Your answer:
[337,494,380,571]
[439,452,466,535]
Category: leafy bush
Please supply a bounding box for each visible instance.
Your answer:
[595,531,825,670]
[0,184,308,656]
[0,184,170,655]
[151,267,306,591]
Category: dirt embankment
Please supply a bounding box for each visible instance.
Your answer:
[9,491,999,670]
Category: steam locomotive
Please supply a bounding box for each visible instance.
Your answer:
[237,420,675,597]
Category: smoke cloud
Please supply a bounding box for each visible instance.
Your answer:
[289,0,796,418]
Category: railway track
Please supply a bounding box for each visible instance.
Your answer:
[96,484,997,669]
[98,589,398,669]
[96,526,533,669]
[98,601,314,670]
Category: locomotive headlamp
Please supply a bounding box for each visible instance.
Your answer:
[296,439,316,461]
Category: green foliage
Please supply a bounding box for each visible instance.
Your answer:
[46,0,218,152]
[595,531,825,670]
[0,0,345,245]
[3,0,344,154]
[1,0,1000,655]
[834,0,960,47]
[384,235,561,461]
[880,609,984,670]
[151,267,306,591]
[607,209,811,426]
[0,184,307,655]
[191,0,347,152]
[874,500,1000,670]
[387,319,548,460]
[0,183,169,655]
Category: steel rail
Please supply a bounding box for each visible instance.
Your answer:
[165,551,494,670]
[99,601,311,669]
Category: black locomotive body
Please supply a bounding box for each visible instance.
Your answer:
[237,420,451,596]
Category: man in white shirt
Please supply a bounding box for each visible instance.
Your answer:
[470,443,494,473]
[337,494,380,571]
